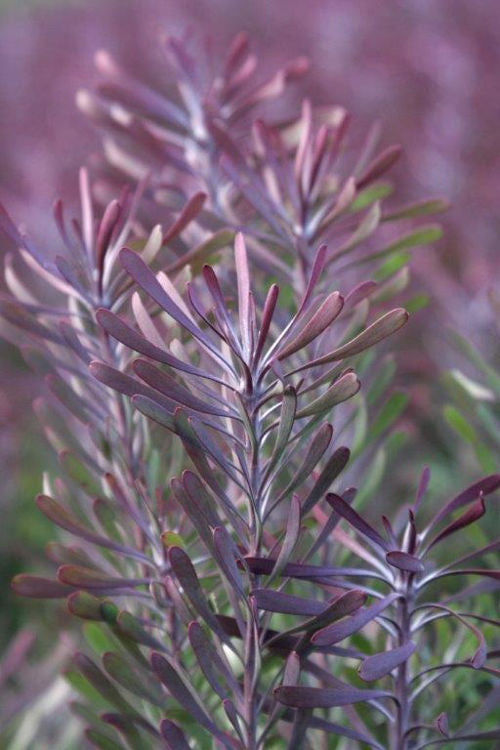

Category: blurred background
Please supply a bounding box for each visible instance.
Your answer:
[0,0,498,740]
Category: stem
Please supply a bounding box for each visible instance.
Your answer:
[394,580,413,750]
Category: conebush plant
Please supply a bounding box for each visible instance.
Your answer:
[0,31,498,750]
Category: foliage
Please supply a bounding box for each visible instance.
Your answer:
[0,31,498,750]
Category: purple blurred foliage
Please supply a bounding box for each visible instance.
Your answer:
[1,0,499,300]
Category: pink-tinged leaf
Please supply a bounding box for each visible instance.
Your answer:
[160,719,191,750]
[312,593,400,645]
[296,371,360,418]
[252,589,326,616]
[96,200,121,278]
[344,281,378,308]
[132,359,232,418]
[326,493,390,551]
[293,309,408,373]
[163,192,206,243]
[277,292,344,361]
[302,447,350,514]
[426,498,486,552]
[359,642,416,681]
[254,283,279,366]
[151,653,220,735]
[356,145,402,190]
[58,566,149,590]
[119,249,221,359]
[234,232,251,354]
[297,244,328,315]
[431,474,500,527]
[96,309,223,385]
[386,551,424,574]
[11,575,73,599]
[274,684,389,709]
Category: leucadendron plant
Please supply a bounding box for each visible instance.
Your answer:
[0,31,498,750]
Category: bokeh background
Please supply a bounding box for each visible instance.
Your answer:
[0,0,498,740]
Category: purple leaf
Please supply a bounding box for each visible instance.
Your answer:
[58,565,149,590]
[252,589,327,616]
[188,622,238,699]
[151,652,220,735]
[386,551,424,573]
[163,192,206,243]
[11,575,73,599]
[234,232,251,354]
[274,684,389,708]
[425,497,486,552]
[356,145,402,190]
[96,309,224,386]
[277,292,344,360]
[36,494,151,564]
[312,593,400,645]
[292,309,408,373]
[254,283,279,366]
[326,493,390,551]
[359,642,416,681]
[133,359,233,418]
[213,526,246,596]
[267,494,301,583]
[431,474,500,527]
[302,447,350,514]
[159,719,191,750]
[414,465,431,513]
[168,546,226,638]
[119,248,223,361]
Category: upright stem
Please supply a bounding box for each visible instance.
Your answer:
[394,582,412,750]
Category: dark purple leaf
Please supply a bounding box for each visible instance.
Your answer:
[386,551,424,573]
[213,526,246,596]
[163,192,206,243]
[359,641,416,681]
[431,474,500,527]
[133,359,233,418]
[252,589,327,616]
[302,447,350,514]
[159,719,191,750]
[188,622,238,698]
[274,684,389,708]
[326,493,390,551]
[312,593,400,645]
[356,145,402,190]
[151,652,220,736]
[426,498,486,552]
